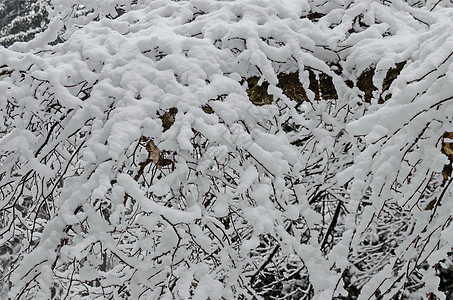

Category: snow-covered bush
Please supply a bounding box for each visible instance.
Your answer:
[2,0,453,299]
[0,0,48,47]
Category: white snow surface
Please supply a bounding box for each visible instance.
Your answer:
[2,0,453,299]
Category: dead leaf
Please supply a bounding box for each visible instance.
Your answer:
[146,140,160,164]
[156,158,174,169]
[443,142,453,157]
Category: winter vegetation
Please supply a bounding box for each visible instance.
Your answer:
[1,0,453,299]
[0,0,48,47]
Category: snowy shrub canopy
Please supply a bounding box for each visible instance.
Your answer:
[0,0,48,47]
[2,0,453,299]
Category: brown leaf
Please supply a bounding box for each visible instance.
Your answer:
[156,158,174,169]
[442,164,452,186]
[146,140,160,164]
[442,142,453,157]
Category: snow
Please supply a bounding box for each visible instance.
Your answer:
[2,0,453,299]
